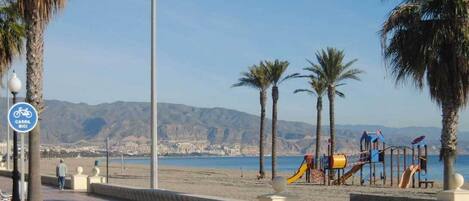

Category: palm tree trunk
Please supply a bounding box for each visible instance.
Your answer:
[25,4,45,201]
[259,90,267,179]
[271,86,279,179]
[327,86,335,156]
[314,96,322,169]
[327,85,335,181]
[441,99,459,190]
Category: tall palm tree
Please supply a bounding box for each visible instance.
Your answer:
[381,0,469,190]
[0,2,24,76]
[233,64,271,179]
[15,1,66,200]
[294,75,344,169]
[0,4,24,199]
[306,48,363,178]
[264,59,298,178]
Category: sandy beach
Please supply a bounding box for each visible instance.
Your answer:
[33,157,468,201]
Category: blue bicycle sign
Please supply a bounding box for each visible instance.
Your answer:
[8,102,38,133]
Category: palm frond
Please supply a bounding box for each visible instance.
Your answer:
[293,89,314,95]
[380,0,469,107]
[294,71,327,97]
[294,74,315,79]
[306,47,363,95]
[335,83,346,87]
[280,73,300,84]
[232,64,271,90]
[16,0,67,26]
[264,59,295,86]
[335,90,345,98]
[337,69,365,82]
[0,2,24,82]
[342,59,358,70]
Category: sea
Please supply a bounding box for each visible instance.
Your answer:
[110,155,469,182]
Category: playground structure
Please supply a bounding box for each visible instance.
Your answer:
[394,136,432,188]
[287,154,324,184]
[287,130,433,188]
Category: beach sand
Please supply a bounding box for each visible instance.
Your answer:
[38,157,466,201]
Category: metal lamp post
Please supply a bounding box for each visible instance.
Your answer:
[150,0,158,189]
[8,72,21,201]
[6,75,11,170]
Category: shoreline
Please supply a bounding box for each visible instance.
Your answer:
[100,155,468,181]
[94,153,469,158]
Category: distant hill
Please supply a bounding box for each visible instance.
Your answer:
[0,99,468,155]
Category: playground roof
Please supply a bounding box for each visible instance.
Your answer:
[411,135,426,146]
[360,130,385,143]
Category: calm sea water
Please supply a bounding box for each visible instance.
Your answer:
[111,155,469,181]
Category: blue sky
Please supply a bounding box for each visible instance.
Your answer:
[8,0,469,130]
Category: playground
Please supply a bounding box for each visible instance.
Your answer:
[287,130,434,189]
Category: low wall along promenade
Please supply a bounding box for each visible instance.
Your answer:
[90,183,242,201]
[0,170,71,189]
[350,193,436,201]
[0,169,242,201]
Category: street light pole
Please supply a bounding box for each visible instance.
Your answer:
[8,71,22,201]
[6,75,11,170]
[11,91,19,201]
[150,0,158,189]
[20,130,25,201]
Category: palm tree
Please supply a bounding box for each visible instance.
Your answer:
[294,75,344,169]
[381,0,469,190]
[233,63,271,179]
[0,6,24,192]
[15,1,66,200]
[264,59,298,178]
[0,2,24,76]
[306,48,363,178]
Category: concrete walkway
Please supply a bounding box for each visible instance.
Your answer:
[0,176,124,201]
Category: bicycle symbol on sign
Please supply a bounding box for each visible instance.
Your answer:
[13,107,33,118]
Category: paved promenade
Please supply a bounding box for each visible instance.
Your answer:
[0,176,123,201]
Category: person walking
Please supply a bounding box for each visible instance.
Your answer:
[56,159,67,190]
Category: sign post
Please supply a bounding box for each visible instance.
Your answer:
[8,102,38,201]
[8,102,38,133]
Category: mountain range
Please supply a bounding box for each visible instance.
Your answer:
[1,99,468,155]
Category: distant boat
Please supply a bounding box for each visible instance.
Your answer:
[126,151,137,156]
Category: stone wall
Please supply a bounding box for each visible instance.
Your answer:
[0,170,70,188]
[1,170,242,201]
[41,175,71,189]
[350,193,436,201]
[0,170,11,177]
[90,183,243,201]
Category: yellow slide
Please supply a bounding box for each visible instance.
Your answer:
[287,162,308,184]
[399,165,420,188]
